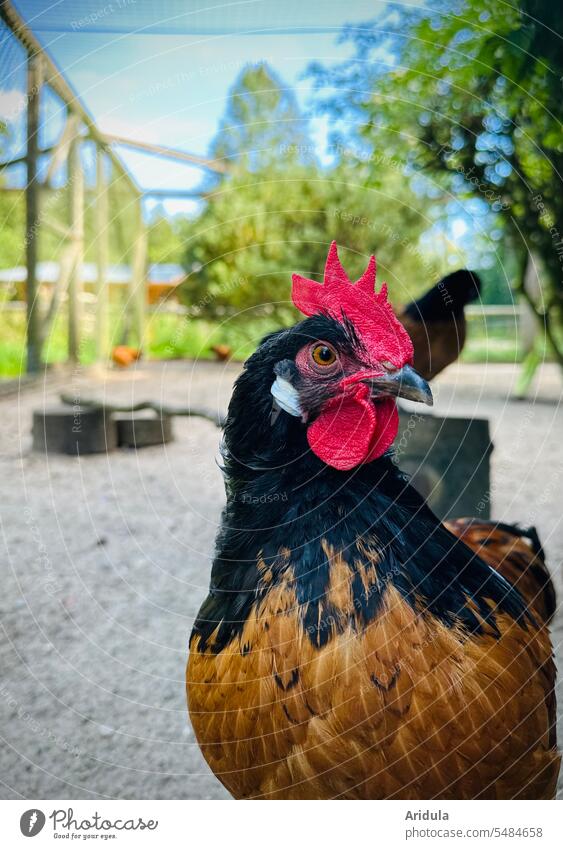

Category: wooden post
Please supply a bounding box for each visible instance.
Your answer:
[45,111,80,186]
[68,135,84,363]
[25,52,42,373]
[40,242,77,350]
[95,146,109,361]
[130,197,147,349]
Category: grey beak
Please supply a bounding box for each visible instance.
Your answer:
[365,364,433,406]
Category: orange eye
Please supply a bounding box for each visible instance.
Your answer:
[311,343,337,367]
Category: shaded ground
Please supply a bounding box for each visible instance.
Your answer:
[0,359,561,799]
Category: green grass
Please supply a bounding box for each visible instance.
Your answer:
[0,310,99,377]
[461,336,521,363]
[0,308,525,378]
[0,311,27,377]
[460,315,522,364]
[0,309,284,377]
[147,313,281,361]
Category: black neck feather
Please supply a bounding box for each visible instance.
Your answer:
[192,441,528,653]
[191,320,527,653]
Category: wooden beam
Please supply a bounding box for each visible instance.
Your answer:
[68,137,84,363]
[95,146,110,361]
[1,145,54,169]
[143,189,204,199]
[25,52,42,374]
[40,241,78,349]
[45,111,81,185]
[129,199,147,349]
[103,133,228,174]
[0,1,140,195]
[41,216,72,240]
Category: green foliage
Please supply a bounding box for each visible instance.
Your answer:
[182,63,442,322]
[0,158,143,272]
[309,0,563,361]
[182,163,442,321]
[147,312,280,361]
[147,214,187,264]
[0,307,26,376]
[0,300,77,376]
[0,188,25,269]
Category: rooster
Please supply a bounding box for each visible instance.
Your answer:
[187,243,559,799]
[396,268,481,381]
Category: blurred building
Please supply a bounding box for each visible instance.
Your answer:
[0,263,186,305]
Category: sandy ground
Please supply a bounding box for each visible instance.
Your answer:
[0,358,562,800]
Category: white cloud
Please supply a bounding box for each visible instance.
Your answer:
[0,89,27,122]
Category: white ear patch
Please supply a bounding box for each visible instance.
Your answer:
[270,375,302,417]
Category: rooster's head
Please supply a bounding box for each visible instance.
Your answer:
[226,242,432,473]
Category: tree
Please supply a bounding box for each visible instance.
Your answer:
[182,161,443,322]
[209,63,314,171]
[147,213,186,265]
[309,0,563,369]
[182,64,446,326]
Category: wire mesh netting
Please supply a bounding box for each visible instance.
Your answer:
[13,0,381,35]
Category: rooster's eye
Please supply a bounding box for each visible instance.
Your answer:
[311,343,337,367]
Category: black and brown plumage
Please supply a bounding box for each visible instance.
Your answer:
[396,268,481,381]
[186,245,559,799]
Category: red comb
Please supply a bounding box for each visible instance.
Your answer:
[292,242,413,367]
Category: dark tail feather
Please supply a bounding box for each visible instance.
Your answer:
[403,269,482,323]
[445,518,556,625]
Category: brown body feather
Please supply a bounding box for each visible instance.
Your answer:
[444,520,556,625]
[187,523,559,799]
[396,313,466,382]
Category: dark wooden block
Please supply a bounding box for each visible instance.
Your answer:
[115,413,173,448]
[32,406,118,455]
[396,412,493,520]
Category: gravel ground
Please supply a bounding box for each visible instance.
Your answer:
[0,359,562,800]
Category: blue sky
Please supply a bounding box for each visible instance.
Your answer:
[0,2,423,215]
[4,1,396,215]
[0,1,486,270]
[47,30,355,213]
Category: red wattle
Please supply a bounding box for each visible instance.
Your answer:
[365,398,398,462]
[307,385,399,470]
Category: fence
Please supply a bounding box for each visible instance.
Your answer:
[0,1,532,378]
[0,1,147,374]
[463,304,524,362]
[0,0,225,375]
